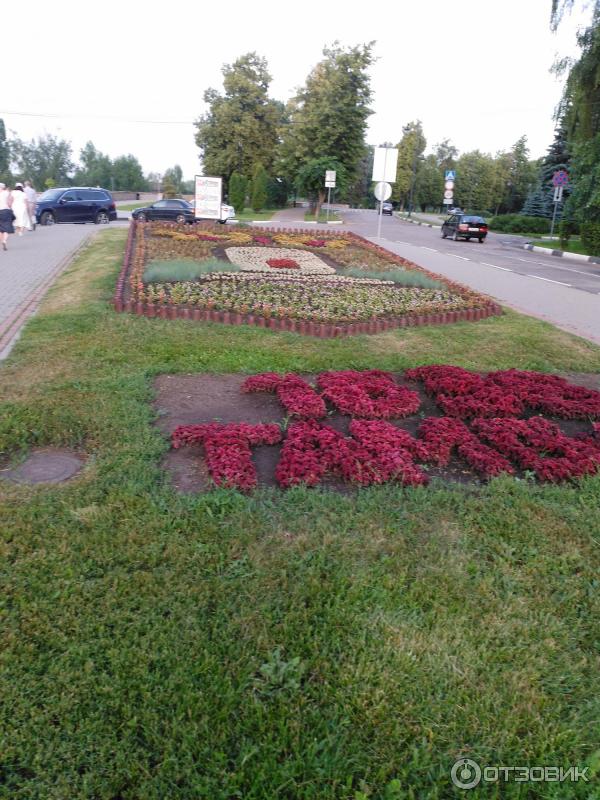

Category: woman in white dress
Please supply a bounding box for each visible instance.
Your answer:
[12,183,30,236]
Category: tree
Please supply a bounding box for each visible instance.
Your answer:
[281,43,374,185]
[229,171,247,215]
[74,141,113,188]
[393,121,426,209]
[163,164,183,194]
[414,154,444,211]
[521,184,549,217]
[266,176,290,209]
[111,155,147,191]
[454,150,499,213]
[345,146,374,208]
[0,119,10,183]
[251,163,268,212]
[434,139,458,173]
[194,53,283,183]
[296,157,347,218]
[11,134,75,187]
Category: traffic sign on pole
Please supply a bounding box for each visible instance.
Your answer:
[552,170,569,187]
[444,180,454,190]
[553,185,564,203]
[444,169,456,181]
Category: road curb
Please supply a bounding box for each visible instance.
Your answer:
[523,243,600,264]
[395,214,442,229]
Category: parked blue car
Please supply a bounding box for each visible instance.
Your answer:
[35,187,117,226]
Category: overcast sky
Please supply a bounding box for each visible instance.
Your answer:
[2,0,591,180]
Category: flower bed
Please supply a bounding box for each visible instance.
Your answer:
[113,221,502,336]
[165,367,600,492]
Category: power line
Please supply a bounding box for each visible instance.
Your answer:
[0,110,195,125]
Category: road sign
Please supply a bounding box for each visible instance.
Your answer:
[195,175,222,220]
[552,169,569,187]
[444,180,454,190]
[325,170,336,188]
[445,170,456,181]
[372,147,399,182]
[553,185,564,203]
[374,181,392,201]
[443,198,453,205]
[444,189,453,200]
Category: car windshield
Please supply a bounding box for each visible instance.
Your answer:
[37,189,63,202]
[462,216,485,223]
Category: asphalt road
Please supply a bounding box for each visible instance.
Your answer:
[337,209,600,345]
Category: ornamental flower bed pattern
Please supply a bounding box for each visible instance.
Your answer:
[161,367,600,492]
[114,221,502,336]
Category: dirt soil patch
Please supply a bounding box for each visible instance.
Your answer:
[154,373,598,494]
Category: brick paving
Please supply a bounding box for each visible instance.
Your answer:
[0,225,97,358]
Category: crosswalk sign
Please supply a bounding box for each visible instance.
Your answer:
[445,170,456,181]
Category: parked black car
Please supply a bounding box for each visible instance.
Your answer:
[131,199,196,224]
[441,214,488,242]
[382,202,394,215]
[36,187,116,226]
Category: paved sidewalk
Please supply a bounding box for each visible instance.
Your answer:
[0,225,96,359]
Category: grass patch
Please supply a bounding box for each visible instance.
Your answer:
[116,201,152,211]
[1,228,600,798]
[343,267,444,289]
[530,237,592,256]
[143,257,241,283]
[304,209,342,223]
[234,207,276,221]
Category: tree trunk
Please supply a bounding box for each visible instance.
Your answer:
[315,190,325,220]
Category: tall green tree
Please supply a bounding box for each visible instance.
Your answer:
[228,172,247,215]
[195,53,283,184]
[163,164,183,194]
[251,163,269,212]
[0,119,10,182]
[414,154,444,211]
[393,121,426,209]
[296,157,347,218]
[434,139,458,173]
[454,150,499,213]
[11,134,75,187]
[281,43,374,185]
[74,141,113,187]
[111,155,147,191]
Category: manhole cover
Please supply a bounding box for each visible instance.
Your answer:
[4,448,86,484]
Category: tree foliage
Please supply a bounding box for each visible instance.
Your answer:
[163,165,183,194]
[251,163,268,212]
[111,155,147,191]
[74,141,112,188]
[295,157,347,217]
[0,119,10,182]
[11,134,75,187]
[280,43,374,185]
[393,121,426,207]
[229,172,247,215]
[194,53,283,183]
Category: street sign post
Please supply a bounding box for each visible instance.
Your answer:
[550,171,569,238]
[374,181,392,238]
[444,170,456,181]
[324,171,336,221]
[443,170,456,210]
[372,148,398,238]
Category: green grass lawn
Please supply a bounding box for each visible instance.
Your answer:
[1,229,600,798]
[530,237,593,257]
[234,207,276,221]
[116,201,151,211]
[304,209,342,223]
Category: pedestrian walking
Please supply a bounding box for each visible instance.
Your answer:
[24,180,37,231]
[11,183,30,236]
[0,182,14,251]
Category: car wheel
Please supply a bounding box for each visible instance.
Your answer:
[465,237,470,242]
[218,219,227,224]
[478,238,484,243]
[441,230,447,239]
[136,212,147,222]
[452,231,459,241]
[40,211,55,226]
[95,210,109,224]
[175,213,186,224]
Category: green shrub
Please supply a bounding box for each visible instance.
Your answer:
[143,258,240,283]
[251,163,269,212]
[228,172,246,216]
[559,218,579,250]
[580,222,600,256]
[488,214,551,235]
